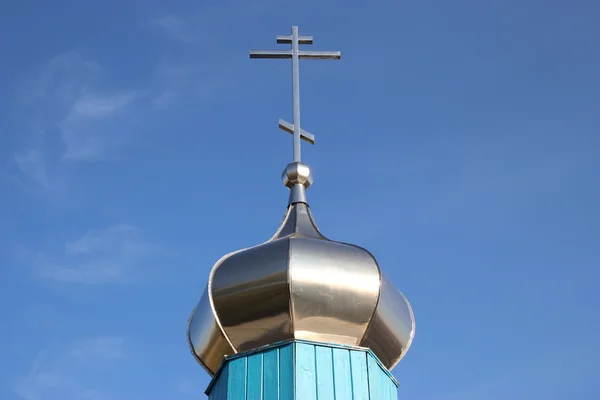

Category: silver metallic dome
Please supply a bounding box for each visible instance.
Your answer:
[187,175,416,375]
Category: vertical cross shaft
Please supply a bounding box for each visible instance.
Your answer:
[291,26,302,162]
[250,26,340,164]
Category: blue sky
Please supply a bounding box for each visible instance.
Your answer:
[1,0,599,399]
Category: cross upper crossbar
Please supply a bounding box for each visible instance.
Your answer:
[250,26,340,163]
[277,35,313,44]
[250,50,341,59]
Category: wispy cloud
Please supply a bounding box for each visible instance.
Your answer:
[14,148,52,190]
[10,18,240,193]
[12,51,142,190]
[14,337,125,400]
[20,224,155,284]
[60,90,141,160]
[143,15,202,43]
[69,336,125,366]
[17,52,103,107]
[69,91,139,120]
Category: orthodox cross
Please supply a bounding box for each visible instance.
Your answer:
[250,26,341,163]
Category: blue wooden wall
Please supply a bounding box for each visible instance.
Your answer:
[206,340,398,399]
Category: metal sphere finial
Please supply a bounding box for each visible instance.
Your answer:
[282,162,312,188]
[282,162,312,205]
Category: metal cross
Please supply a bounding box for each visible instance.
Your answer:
[250,26,341,163]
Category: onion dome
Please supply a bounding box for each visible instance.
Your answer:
[187,162,415,375]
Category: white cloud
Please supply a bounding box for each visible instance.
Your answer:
[69,92,139,120]
[24,224,155,285]
[17,51,103,107]
[13,51,142,189]
[14,337,125,400]
[60,90,141,160]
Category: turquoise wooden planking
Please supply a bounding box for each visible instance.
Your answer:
[279,344,294,397]
[295,342,317,400]
[350,350,369,400]
[209,363,229,400]
[263,348,279,400]
[367,354,382,399]
[387,373,397,399]
[332,348,352,399]
[316,346,335,399]
[247,353,263,400]
[205,339,399,399]
[368,352,399,400]
[227,357,246,400]
[219,363,230,400]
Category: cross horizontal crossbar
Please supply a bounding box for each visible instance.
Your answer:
[249,50,291,59]
[249,50,341,60]
[279,119,315,144]
[298,51,341,60]
[277,35,313,44]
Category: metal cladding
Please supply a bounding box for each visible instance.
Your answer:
[187,201,416,375]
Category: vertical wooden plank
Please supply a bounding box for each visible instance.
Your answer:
[214,364,229,400]
[227,357,247,400]
[387,376,398,400]
[367,353,383,399]
[279,344,294,399]
[315,346,335,400]
[211,366,221,400]
[295,342,317,400]
[332,348,352,399]
[379,358,391,400]
[263,348,279,400]
[247,353,263,400]
[350,351,369,400]
[221,364,230,400]
[375,363,386,400]
[381,359,389,400]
